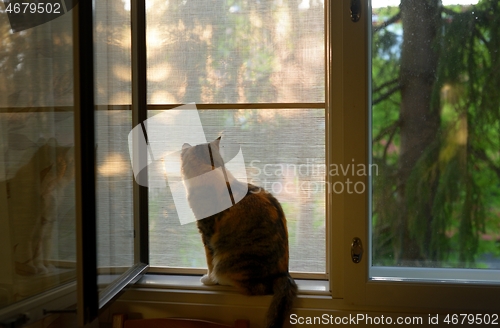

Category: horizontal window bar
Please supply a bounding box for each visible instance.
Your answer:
[0,103,325,113]
[0,106,75,113]
[96,103,325,110]
[147,267,328,281]
[371,266,500,285]
[147,103,326,110]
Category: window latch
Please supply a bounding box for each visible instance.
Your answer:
[351,237,363,263]
[350,0,361,22]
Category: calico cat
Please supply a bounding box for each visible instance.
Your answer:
[7,140,74,276]
[181,137,297,328]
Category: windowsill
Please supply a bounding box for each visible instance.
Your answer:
[132,274,331,297]
[108,273,500,321]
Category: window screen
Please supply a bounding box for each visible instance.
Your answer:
[145,0,326,273]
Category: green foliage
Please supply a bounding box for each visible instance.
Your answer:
[372,0,500,268]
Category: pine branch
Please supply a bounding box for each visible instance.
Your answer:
[373,12,401,34]
[372,83,401,105]
[373,78,399,94]
[474,29,489,47]
[472,147,500,180]
[442,7,459,16]
[373,119,401,144]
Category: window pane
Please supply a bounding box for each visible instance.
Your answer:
[371,0,500,282]
[145,0,324,104]
[94,0,135,281]
[95,111,134,270]
[0,12,76,307]
[95,0,132,105]
[148,108,326,273]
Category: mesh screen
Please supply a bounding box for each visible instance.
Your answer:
[148,108,326,273]
[146,0,325,104]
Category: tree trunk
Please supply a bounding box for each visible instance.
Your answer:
[396,0,441,263]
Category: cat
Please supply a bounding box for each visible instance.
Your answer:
[181,136,297,328]
[6,139,74,276]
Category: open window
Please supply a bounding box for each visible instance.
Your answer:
[2,0,499,327]
[0,2,78,326]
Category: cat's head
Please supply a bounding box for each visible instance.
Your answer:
[180,137,225,180]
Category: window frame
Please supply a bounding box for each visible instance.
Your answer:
[123,0,341,299]
[5,0,499,326]
[119,0,500,316]
[75,0,149,325]
[343,0,500,312]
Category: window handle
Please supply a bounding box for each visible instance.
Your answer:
[351,237,363,263]
[350,0,361,22]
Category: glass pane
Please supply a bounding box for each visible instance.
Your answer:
[95,0,132,105]
[94,0,134,283]
[145,0,325,104]
[0,11,76,307]
[148,108,326,273]
[371,0,500,282]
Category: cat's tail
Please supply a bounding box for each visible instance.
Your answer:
[266,273,297,328]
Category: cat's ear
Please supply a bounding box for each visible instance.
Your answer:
[182,143,191,150]
[40,164,53,181]
[213,136,222,148]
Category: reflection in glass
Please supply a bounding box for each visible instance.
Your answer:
[371,0,500,280]
[0,11,76,307]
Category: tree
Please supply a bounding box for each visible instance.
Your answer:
[373,0,500,267]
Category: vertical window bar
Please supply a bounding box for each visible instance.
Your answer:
[73,1,98,325]
[326,0,346,299]
[131,0,149,265]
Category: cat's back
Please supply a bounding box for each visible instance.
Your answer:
[200,183,289,275]
[213,183,286,233]
[235,183,286,228]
